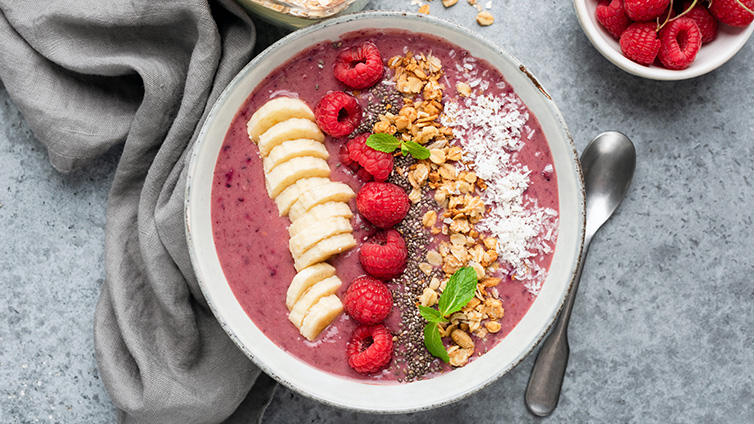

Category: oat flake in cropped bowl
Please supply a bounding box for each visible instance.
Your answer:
[235,0,368,29]
[185,11,585,412]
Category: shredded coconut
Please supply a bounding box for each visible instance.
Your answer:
[441,93,559,294]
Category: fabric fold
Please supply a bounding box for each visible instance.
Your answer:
[0,0,277,422]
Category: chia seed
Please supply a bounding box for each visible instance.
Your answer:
[354,81,403,136]
[386,156,444,381]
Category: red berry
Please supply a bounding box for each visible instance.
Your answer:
[339,144,359,171]
[620,22,662,66]
[314,91,362,137]
[360,229,408,280]
[658,18,702,70]
[356,182,410,229]
[681,1,718,44]
[344,276,393,324]
[346,324,393,373]
[709,0,754,27]
[333,42,384,90]
[624,0,671,21]
[347,134,393,181]
[596,0,632,39]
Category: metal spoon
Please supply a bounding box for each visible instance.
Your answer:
[525,131,636,417]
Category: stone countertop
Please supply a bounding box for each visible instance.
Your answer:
[2,1,753,422]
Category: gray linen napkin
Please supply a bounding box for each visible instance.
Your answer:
[0,0,278,422]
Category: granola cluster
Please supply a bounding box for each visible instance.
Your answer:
[376,50,506,368]
[372,52,454,146]
[411,148,506,367]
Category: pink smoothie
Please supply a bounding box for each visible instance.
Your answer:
[211,29,559,382]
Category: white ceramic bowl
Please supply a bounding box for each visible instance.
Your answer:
[573,0,754,80]
[185,11,585,413]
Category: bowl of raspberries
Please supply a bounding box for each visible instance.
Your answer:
[574,0,754,79]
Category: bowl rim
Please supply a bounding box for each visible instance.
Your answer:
[573,0,754,81]
[185,10,586,413]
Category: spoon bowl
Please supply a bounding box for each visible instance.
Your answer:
[582,131,636,239]
[525,130,635,417]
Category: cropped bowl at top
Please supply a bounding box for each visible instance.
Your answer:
[185,11,585,413]
[573,0,754,80]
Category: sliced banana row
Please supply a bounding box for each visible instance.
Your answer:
[247,97,357,341]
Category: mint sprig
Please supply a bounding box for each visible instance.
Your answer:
[420,267,478,363]
[367,133,430,160]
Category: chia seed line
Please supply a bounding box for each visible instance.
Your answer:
[387,154,443,381]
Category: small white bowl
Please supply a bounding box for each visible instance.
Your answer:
[186,11,585,413]
[573,0,754,80]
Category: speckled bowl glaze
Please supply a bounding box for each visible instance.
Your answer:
[185,11,585,413]
[574,0,754,80]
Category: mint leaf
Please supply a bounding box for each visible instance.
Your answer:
[438,267,478,316]
[366,133,431,161]
[423,322,449,363]
[420,268,478,363]
[418,305,447,323]
[403,141,431,160]
[366,133,401,153]
[400,143,409,156]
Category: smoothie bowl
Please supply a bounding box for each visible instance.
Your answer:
[185,11,585,412]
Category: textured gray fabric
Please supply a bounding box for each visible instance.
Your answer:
[0,1,277,422]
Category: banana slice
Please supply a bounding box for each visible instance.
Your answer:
[289,216,352,259]
[247,98,315,143]
[258,118,324,157]
[263,139,329,175]
[289,181,356,222]
[299,294,343,341]
[288,275,342,328]
[294,233,357,272]
[275,177,331,217]
[288,202,353,238]
[286,263,336,310]
[265,156,330,199]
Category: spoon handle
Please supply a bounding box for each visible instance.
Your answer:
[524,242,589,416]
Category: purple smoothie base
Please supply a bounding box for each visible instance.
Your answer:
[211,29,559,382]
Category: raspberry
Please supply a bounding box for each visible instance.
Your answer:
[658,18,702,70]
[356,182,410,229]
[346,324,393,373]
[624,0,671,21]
[681,1,718,44]
[314,91,362,137]
[620,22,662,66]
[596,0,632,39]
[346,134,393,181]
[360,229,408,280]
[709,0,754,27]
[339,144,358,171]
[344,276,393,324]
[333,42,384,90]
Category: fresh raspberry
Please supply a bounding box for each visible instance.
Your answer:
[356,182,410,229]
[314,91,362,137]
[346,324,393,373]
[333,42,384,90]
[624,0,671,21]
[360,229,408,280]
[596,0,632,39]
[339,144,358,171]
[709,0,754,27]
[620,22,662,66]
[658,18,702,70]
[681,1,718,43]
[346,134,393,181]
[344,276,393,324]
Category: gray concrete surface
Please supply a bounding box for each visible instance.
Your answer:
[2,1,753,422]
